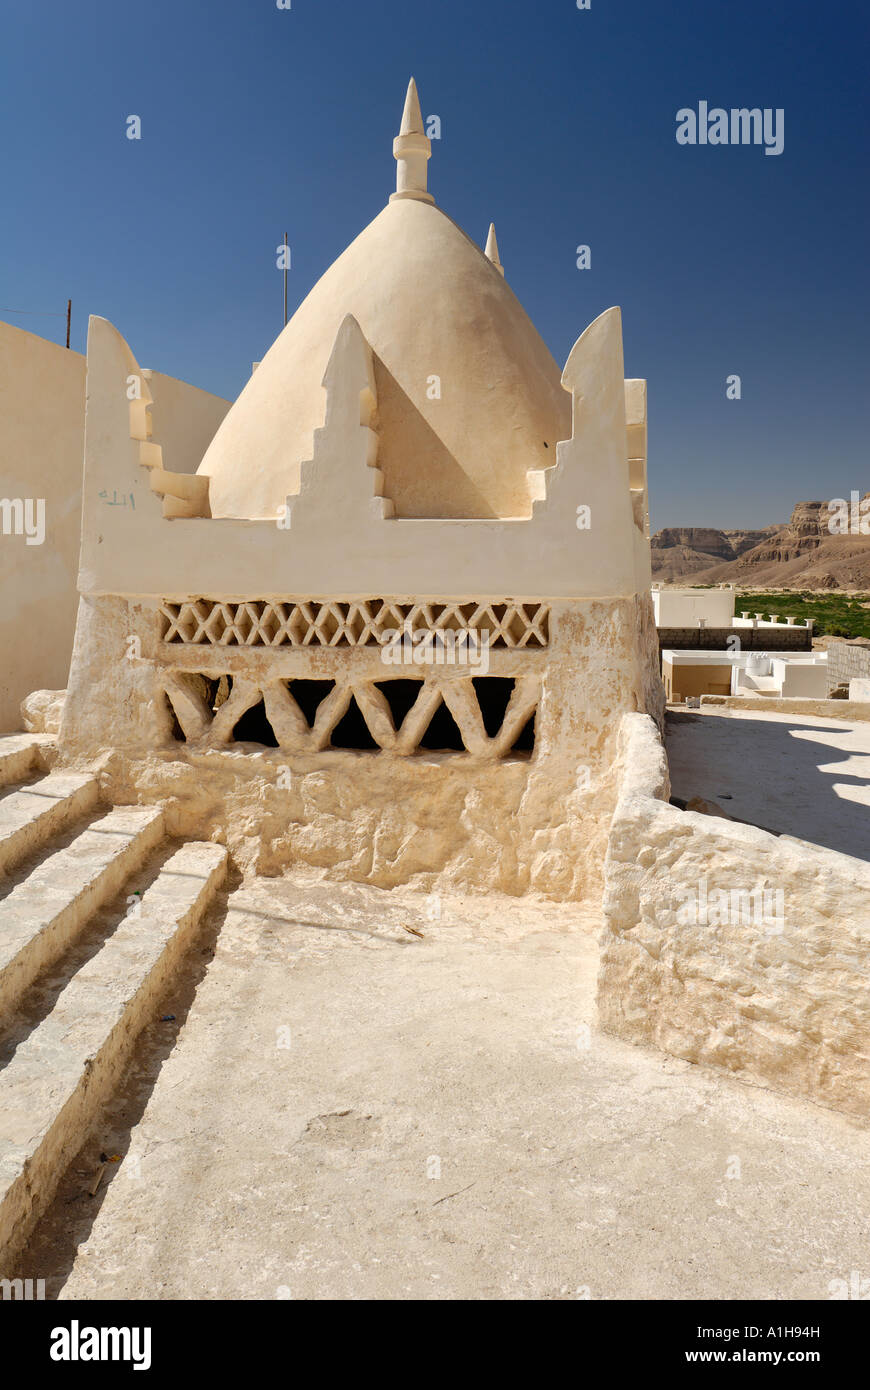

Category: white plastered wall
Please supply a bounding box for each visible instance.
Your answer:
[0,322,85,731]
[0,319,230,731]
[652,587,735,627]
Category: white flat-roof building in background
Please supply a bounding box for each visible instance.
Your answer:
[651,585,735,627]
[661,648,829,702]
[651,585,813,634]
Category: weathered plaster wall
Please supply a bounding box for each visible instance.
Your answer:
[58,593,662,900]
[0,322,84,731]
[600,711,870,1118]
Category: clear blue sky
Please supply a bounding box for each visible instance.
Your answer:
[2,0,867,529]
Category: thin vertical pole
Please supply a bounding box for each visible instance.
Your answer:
[283,231,288,327]
[66,299,71,349]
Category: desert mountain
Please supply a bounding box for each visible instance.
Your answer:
[651,500,870,589]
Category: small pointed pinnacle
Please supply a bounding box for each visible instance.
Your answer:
[485,223,505,276]
[391,76,434,204]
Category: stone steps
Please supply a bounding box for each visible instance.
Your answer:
[0,839,228,1265]
[0,805,166,1023]
[0,774,100,877]
[0,736,49,790]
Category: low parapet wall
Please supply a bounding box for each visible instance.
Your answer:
[700,694,870,722]
[657,626,812,652]
[600,712,870,1119]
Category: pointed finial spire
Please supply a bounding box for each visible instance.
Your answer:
[485,223,504,276]
[400,77,425,136]
[391,77,434,205]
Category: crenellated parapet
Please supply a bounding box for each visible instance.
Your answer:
[79,316,216,601]
[78,305,645,604]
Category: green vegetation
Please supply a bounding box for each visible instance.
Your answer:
[733,591,870,640]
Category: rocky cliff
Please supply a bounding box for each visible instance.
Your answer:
[652,501,870,589]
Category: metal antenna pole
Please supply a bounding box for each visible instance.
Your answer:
[283,231,288,327]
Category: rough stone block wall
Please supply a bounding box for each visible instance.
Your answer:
[599,712,870,1119]
[827,641,870,692]
[658,626,812,652]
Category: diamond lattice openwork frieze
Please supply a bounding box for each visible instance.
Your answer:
[159,599,550,649]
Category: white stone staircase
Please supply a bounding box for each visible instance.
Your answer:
[0,772,100,875]
[0,735,228,1267]
[0,804,166,1016]
[0,734,54,790]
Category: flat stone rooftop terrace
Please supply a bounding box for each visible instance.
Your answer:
[666,706,870,861]
[15,873,870,1301]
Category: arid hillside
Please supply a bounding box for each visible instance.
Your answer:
[652,501,870,589]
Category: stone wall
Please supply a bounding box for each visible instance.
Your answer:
[700,694,870,722]
[658,626,812,652]
[827,640,870,691]
[600,712,870,1119]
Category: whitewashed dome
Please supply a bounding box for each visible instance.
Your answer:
[198,81,571,521]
